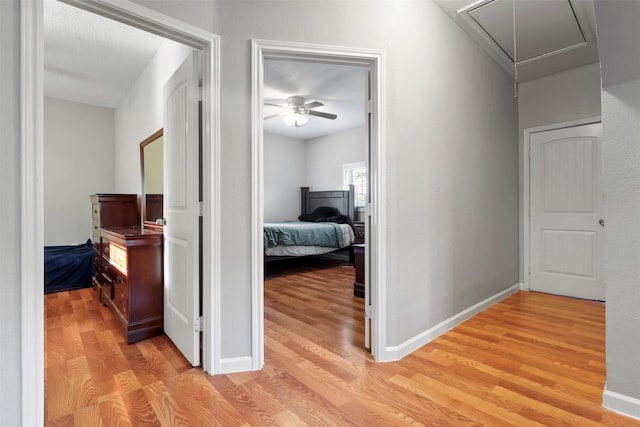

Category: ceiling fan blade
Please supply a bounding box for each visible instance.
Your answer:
[308,110,337,120]
[264,103,287,108]
[303,101,323,109]
[264,111,289,120]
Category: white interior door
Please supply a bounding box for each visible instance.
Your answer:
[364,70,372,350]
[529,123,604,301]
[163,51,201,366]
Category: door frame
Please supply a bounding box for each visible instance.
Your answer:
[250,39,389,366]
[522,116,601,291]
[21,0,221,423]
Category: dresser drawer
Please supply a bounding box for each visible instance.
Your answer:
[92,248,102,273]
[112,273,129,319]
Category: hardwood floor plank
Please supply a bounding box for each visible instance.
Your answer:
[45,267,640,426]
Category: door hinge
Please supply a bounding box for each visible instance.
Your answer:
[199,201,204,217]
[365,305,372,319]
[194,316,203,332]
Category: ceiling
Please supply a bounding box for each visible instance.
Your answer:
[44,0,164,108]
[45,0,600,130]
[263,59,368,140]
[433,0,600,82]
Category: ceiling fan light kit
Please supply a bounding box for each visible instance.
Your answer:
[264,96,337,127]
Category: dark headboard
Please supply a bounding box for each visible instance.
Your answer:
[300,185,355,222]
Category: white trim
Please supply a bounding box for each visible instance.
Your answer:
[384,284,521,361]
[603,387,640,421]
[220,357,255,374]
[21,1,44,425]
[522,116,601,292]
[23,2,220,424]
[251,39,388,365]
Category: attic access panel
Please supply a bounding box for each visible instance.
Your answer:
[467,0,586,63]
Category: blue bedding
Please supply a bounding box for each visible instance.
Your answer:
[264,222,346,249]
[44,240,93,294]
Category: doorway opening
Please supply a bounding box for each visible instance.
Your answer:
[251,40,388,369]
[22,0,220,423]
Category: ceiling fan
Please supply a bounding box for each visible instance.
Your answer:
[264,96,337,127]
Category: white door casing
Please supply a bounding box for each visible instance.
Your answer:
[163,51,202,366]
[364,69,372,350]
[23,0,221,424]
[529,122,604,301]
[251,40,388,366]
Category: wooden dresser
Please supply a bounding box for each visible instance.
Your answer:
[90,194,139,301]
[100,226,164,344]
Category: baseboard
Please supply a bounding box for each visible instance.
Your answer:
[384,284,521,361]
[603,387,640,421]
[219,356,254,374]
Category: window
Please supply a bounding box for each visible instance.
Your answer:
[343,162,366,207]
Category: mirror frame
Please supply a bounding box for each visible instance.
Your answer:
[140,128,164,230]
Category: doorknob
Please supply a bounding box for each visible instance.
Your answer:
[157,218,167,226]
[599,219,605,227]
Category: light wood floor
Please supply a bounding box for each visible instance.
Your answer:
[45,258,639,426]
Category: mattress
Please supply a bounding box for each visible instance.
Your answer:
[264,222,354,257]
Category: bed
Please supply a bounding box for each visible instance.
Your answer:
[264,186,356,261]
[44,240,93,294]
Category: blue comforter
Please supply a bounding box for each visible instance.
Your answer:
[264,222,346,249]
[44,240,93,294]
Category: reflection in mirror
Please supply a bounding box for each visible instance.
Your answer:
[140,129,163,228]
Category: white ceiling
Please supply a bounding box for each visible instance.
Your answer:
[44,0,164,108]
[263,59,368,140]
[433,0,600,82]
[45,0,600,129]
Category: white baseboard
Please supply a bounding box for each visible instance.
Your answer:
[219,356,254,374]
[603,387,640,421]
[384,284,521,361]
[519,282,528,290]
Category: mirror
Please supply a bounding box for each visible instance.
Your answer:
[140,129,163,229]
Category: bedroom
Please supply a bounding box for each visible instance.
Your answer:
[261,56,371,352]
[5,0,640,424]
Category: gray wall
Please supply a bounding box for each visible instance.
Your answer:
[44,97,115,245]
[264,126,367,221]
[114,39,190,194]
[0,0,23,424]
[595,0,640,409]
[305,126,366,191]
[212,0,519,355]
[264,133,306,222]
[517,63,602,282]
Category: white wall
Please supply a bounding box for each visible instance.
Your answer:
[601,80,640,410]
[305,126,366,191]
[114,39,191,194]
[517,63,602,282]
[44,97,115,245]
[595,0,640,416]
[264,126,367,221]
[263,133,306,221]
[0,0,23,424]
[213,0,518,358]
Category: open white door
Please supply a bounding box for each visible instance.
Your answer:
[529,123,604,301]
[364,70,372,350]
[163,51,201,366]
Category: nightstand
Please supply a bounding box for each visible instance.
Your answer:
[353,243,365,298]
[353,221,365,244]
